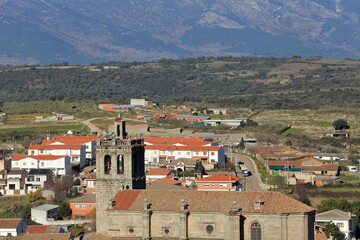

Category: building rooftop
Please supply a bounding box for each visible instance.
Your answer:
[112,190,315,214]
[68,194,96,203]
[316,209,355,221]
[0,218,23,229]
[12,155,67,161]
[10,233,71,240]
[146,168,172,176]
[28,144,83,150]
[196,174,242,182]
[32,204,59,211]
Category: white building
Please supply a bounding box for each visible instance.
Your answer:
[130,98,152,107]
[31,204,59,225]
[143,137,225,169]
[315,209,356,240]
[0,218,27,237]
[28,144,86,168]
[0,170,28,195]
[25,169,53,192]
[11,155,72,176]
[43,136,100,161]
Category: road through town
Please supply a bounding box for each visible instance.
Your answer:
[229,153,268,191]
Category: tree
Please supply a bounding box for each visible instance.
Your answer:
[324,223,345,240]
[52,178,74,203]
[25,189,43,203]
[194,161,205,175]
[332,119,350,130]
[73,178,81,186]
[68,224,85,237]
[58,202,72,219]
[239,137,245,150]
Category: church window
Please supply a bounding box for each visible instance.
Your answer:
[163,228,170,235]
[104,155,111,174]
[205,225,214,234]
[128,228,134,234]
[251,222,261,240]
[117,155,124,174]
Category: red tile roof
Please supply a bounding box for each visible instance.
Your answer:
[0,218,23,228]
[197,174,242,182]
[303,164,340,172]
[112,190,315,214]
[144,145,220,151]
[146,168,172,176]
[12,155,67,161]
[11,233,72,240]
[28,144,83,150]
[150,178,182,185]
[26,225,50,234]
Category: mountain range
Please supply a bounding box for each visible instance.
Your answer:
[1,0,360,65]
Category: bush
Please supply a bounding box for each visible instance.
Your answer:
[332,119,350,130]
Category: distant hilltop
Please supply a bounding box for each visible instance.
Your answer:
[1,0,360,64]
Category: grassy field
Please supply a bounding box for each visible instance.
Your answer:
[0,124,83,134]
[253,107,360,137]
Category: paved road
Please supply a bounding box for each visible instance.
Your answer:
[229,153,268,191]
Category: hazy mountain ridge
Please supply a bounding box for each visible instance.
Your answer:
[1,0,360,65]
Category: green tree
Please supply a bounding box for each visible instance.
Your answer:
[68,224,85,237]
[58,202,72,219]
[332,119,350,130]
[74,178,81,186]
[324,223,345,240]
[239,137,245,150]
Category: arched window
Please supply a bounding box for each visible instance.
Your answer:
[104,155,111,174]
[251,222,261,240]
[117,155,124,174]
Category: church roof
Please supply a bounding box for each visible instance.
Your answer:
[111,190,315,214]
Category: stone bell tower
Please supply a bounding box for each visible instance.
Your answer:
[96,117,145,234]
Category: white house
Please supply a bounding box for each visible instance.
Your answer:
[0,169,28,195]
[28,144,86,168]
[43,136,100,161]
[143,137,225,169]
[25,169,53,192]
[144,145,225,169]
[315,209,356,240]
[0,218,27,236]
[11,155,72,176]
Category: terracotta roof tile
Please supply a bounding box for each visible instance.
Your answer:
[112,190,315,214]
[10,233,72,240]
[12,155,67,161]
[146,168,172,176]
[28,144,83,150]
[0,218,23,228]
[150,178,182,185]
[196,174,242,182]
[26,225,50,234]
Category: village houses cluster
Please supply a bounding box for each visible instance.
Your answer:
[0,117,356,240]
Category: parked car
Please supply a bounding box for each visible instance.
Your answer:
[348,166,358,172]
[242,170,249,177]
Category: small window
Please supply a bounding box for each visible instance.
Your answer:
[163,228,170,235]
[81,204,85,208]
[203,151,206,155]
[74,204,80,208]
[204,183,209,187]
[90,204,93,208]
[128,228,134,234]
[336,223,344,228]
[205,225,214,234]
[219,183,227,187]
[211,152,215,156]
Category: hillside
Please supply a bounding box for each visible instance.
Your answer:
[1,0,360,64]
[1,56,360,109]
